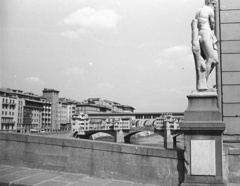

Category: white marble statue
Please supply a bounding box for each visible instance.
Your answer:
[192,0,218,91]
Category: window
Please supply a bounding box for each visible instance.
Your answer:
[2,111,4,115]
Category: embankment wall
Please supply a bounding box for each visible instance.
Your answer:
[0,132,184,186]
[224,147,240,184]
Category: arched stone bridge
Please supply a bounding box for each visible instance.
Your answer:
[74,127,181,144]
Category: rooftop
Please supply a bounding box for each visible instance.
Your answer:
[42,88,59,93]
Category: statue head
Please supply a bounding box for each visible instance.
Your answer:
[205,0,217,9]
[205,0,217,5]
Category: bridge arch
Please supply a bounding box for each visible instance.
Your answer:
[73,131,78,138]
[124,128,165,143]
[143,120,148,127]
[143,119,156,127]
[124,131,143,143]
[152,120,157,126]
[77,130,116,140]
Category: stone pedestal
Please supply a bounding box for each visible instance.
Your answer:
[180,91,226,186]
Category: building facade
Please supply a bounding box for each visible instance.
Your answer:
[71,113,132,135]
[0,88,44,133]
[77,98,135,114]
[41,98,52,132]
[17,97,24,131]
[0,88,137,133]
[88,112,183,131]
[58,101,68,130]
[71,113,89,134]
[22,98,43,133]
[42,88,60,131]
[217,0,240,134]
[76,103,111,114]
[0,93,18,131]
[66,101,76,123]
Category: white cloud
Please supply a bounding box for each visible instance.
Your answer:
[96,83,114,90]
[153,45,192,66]
[61,67,84,76]
[60,29,86,39]
[23,77,44,85]
[160,45,189,58]
[63,7,120,29]
[160,87,189,96]
[90,83,114,98]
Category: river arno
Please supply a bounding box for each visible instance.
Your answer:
[130,134,164,147]
[94,133,183,149]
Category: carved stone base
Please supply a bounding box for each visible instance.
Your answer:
[180,91,226,186]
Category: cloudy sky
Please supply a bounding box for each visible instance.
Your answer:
[1,0,216,112]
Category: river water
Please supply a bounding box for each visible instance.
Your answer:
[130,134,164,147]
[96,134,184,149]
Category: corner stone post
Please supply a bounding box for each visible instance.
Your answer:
[180,91,226,186]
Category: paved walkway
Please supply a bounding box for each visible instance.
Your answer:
[0,165,154,186]
[1,165,240,186]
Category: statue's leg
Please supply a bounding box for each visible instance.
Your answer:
[191,20,208,91]
[210,49,219,74]
[205,59,213,81]
[196,58,208,91]
[199,34,216,81]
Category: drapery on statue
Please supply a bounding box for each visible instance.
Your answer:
[192,0,218,91]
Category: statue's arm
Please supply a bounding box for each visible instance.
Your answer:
[195,8,200,19]
[195,12,199,19]
[209,9,215,30]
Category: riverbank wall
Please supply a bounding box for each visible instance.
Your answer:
[1,132,240,185]
[0,132,184,186]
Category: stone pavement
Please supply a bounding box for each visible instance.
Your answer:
[0,165,154,186]
[1,165,240,186]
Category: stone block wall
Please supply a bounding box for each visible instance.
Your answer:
[219,0,240,134]
[227,148,240,183]
[0,133,184,186]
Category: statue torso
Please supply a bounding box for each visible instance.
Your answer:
[196,6,214,31]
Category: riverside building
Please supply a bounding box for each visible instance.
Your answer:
[0,91,18,131]
[0,88,43,133]
[42,88,60,131]
[0,88,136,133]
[41,98,52,132]
[76,98,135,114]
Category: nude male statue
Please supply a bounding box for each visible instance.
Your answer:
[192,0,218,91]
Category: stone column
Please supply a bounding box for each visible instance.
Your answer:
[115,130,125,143]
[163,121,173,149]
[180,91,226,186]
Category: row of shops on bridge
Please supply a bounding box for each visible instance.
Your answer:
[71,112,182,135]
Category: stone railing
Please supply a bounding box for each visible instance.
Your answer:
[0,132,184,186]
